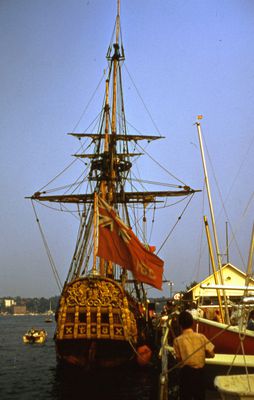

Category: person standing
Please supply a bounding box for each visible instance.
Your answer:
[173,310,215,400]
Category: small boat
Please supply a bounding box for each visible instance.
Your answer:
[192,315,254,356]
[214,374,254,399]
[45,301,54,323]
[23,328,47,344]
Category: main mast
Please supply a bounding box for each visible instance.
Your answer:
[108,0,120,204]
[27,1,199,285]
[29,0,197,206]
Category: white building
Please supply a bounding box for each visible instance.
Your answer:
[188,263,254,305]
[4,299,16,308]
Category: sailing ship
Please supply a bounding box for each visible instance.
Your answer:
[27,1,197,369]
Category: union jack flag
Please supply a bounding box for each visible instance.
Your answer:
[97,196,164,290]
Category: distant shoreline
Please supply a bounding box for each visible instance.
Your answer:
[0,312,54,316]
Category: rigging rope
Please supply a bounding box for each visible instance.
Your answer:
[71,70,108,132]
[137,142,188,186]
[157,193,195,255]
[221,132,254,219]
[203,133,254,268]
[126,177,186,189]
[31,201,62,293]
[32,200,81,219]
[148,204,156,244]
[38,129,94,195]
[38,158,78,193]
[124,64,162,137]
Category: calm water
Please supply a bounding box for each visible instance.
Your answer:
[0,315,159,400]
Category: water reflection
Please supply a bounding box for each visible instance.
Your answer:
[51,364,159,400]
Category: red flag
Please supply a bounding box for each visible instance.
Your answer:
[97,196,164,290]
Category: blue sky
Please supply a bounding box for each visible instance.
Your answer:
[0,0,253,298]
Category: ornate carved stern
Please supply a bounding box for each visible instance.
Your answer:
[56,277,138,342]
[54,277,140,368]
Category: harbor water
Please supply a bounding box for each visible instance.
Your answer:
[0,315,159,400]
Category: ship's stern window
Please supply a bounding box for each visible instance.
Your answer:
[79,312,86,323]
[101,313,109,324]
[91,312,97,323]
[66,313,75,323]
[113,313,121,324]
[65,307,75,323]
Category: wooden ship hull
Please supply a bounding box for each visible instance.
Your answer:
[55,276,152,368]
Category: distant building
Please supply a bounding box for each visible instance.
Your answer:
[12,305,27,315]
[4,299,16,308]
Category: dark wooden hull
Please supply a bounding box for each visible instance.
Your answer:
[55,338,135,368]
[193,317,254,355]
[54,276,154,369]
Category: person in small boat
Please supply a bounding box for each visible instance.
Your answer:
[173,310,215,400]
[247,310,254,330]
